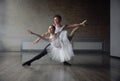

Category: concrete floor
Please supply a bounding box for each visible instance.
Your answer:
[0,52,119,81]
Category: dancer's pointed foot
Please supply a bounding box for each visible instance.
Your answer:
[63,62,71,66]
[22,61,31,66]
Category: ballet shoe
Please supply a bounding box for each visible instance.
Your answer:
[63,62,71,66]
[22,61,31,66]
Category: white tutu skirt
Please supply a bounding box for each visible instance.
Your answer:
[47,31,74,62]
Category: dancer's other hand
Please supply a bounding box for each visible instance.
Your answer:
[80,20,87,27]
[55,45,61,48]
[27,29,34,35]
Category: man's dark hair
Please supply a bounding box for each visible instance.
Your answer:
[53,14,62,21]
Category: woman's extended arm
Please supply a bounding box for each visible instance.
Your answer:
[27,30,51,42]
[65,20,87,29]
[33,32,50,44]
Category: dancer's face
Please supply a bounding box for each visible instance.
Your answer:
[54,17,61,25]
[48,26,55,34]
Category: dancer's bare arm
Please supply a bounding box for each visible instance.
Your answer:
[68,27,79,41]
[33,32,50,44]
[65,20,87,29]
[27,30,51,42]
[67,20,87,40]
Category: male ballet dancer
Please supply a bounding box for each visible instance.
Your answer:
[22,15,87,66]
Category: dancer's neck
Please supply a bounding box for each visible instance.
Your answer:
[55,24,62,28]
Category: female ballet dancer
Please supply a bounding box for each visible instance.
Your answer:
[27,25,74,63]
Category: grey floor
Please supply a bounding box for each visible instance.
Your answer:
[0,52,120,81]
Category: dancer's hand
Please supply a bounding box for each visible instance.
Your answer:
[55,45,61,48]
[27,30,33,34]
[80,20,87,27]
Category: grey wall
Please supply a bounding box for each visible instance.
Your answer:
[0,0,110,52]
[111,0,120,57]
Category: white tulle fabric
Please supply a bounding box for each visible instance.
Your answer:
[47,31,74,62]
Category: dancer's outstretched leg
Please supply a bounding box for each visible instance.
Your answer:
[22,44,50,66]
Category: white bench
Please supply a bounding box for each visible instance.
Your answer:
[22,41,49,51]
[22,39,104,51]
[73,42,103,50]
